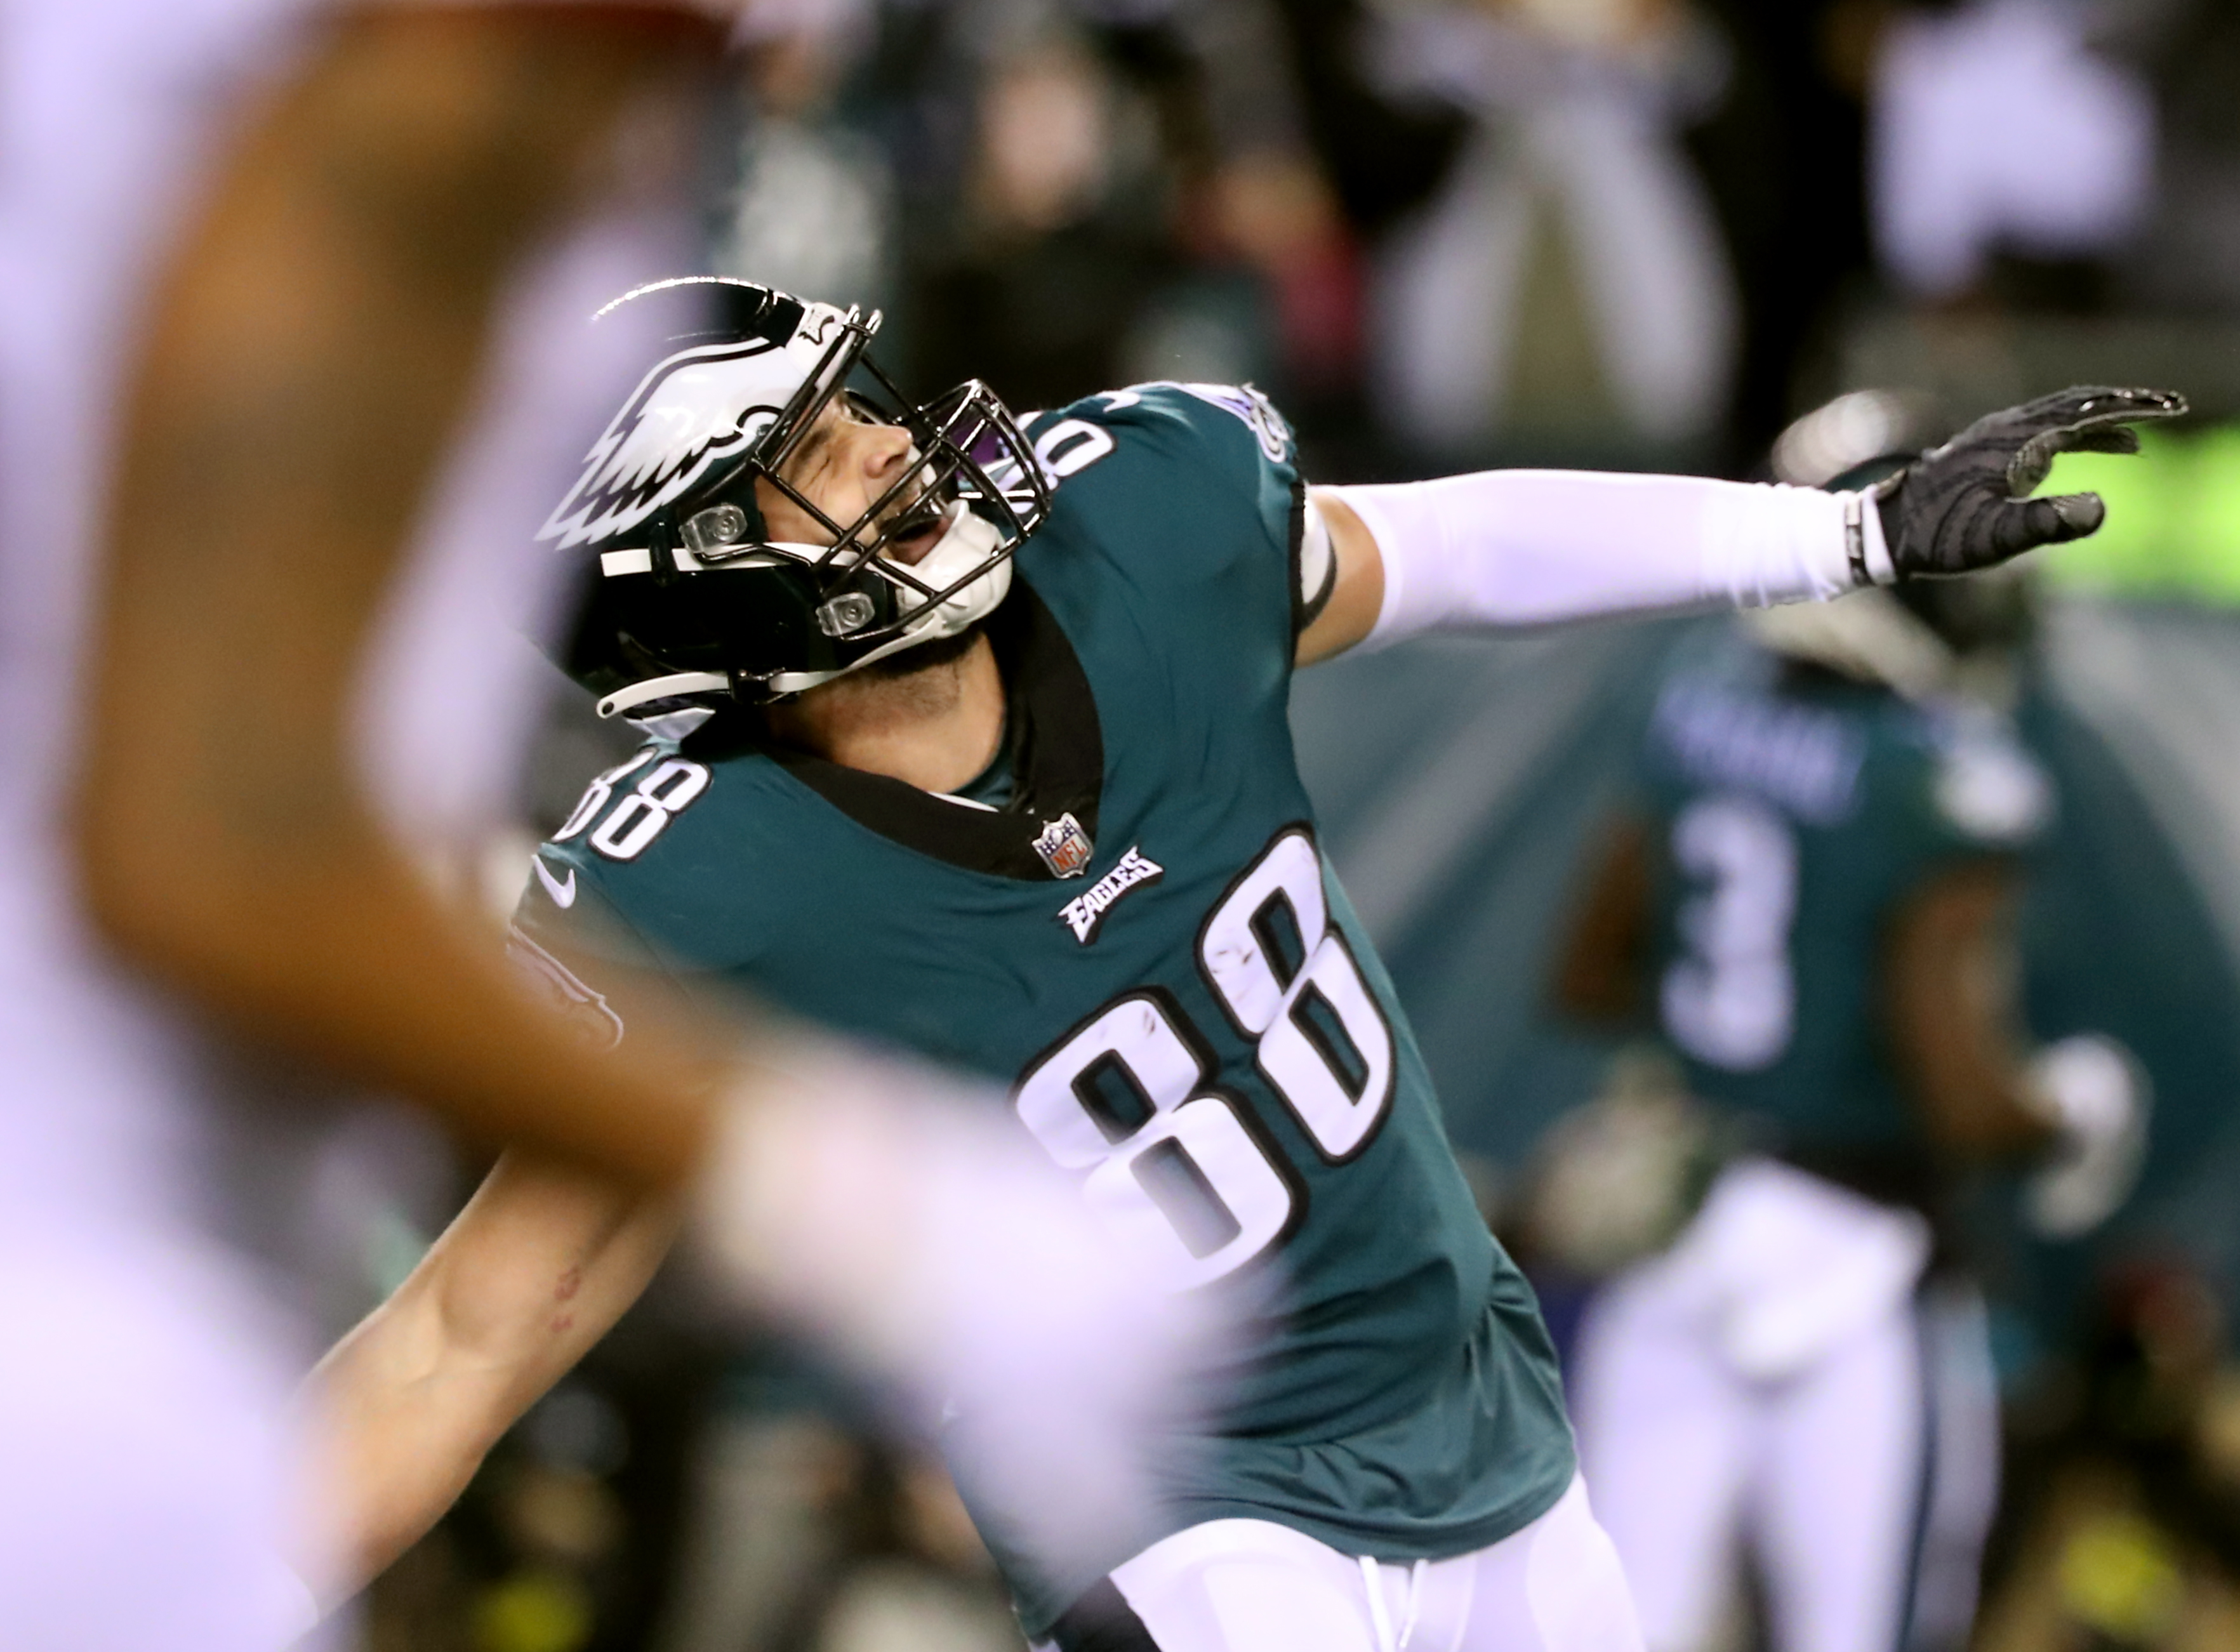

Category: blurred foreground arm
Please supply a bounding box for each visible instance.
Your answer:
[76,7,723,1186]
[1296,387,2184,666]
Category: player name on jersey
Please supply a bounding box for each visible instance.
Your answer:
[1057,846,1164,943]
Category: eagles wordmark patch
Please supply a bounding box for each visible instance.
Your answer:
[1057,847,1164,943]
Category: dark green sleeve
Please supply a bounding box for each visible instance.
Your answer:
[1078,381,1309,632]
[507,850,704,1052]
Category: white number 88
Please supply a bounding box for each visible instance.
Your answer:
[1012,828,1396,1289]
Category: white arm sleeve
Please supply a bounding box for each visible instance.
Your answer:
[1324,470,1894,651]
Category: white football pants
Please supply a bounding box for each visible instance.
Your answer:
[1570,1160,2001,1652]
[1037,1475,1643,1652]
[0,1232,331,1651]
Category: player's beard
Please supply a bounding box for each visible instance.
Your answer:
[857,618,987,682]
[753,614,997,756]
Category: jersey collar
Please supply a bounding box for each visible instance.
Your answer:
[686,578,1104,880]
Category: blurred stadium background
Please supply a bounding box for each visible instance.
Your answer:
[227,1,2240,1647]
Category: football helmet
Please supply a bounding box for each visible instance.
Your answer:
[543,277,1051,716]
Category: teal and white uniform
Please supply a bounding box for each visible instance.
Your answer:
[1638,633,2052,1179]
[1574,629,2051,1652]
[513,384,1577,1639]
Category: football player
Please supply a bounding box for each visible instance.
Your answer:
[313,273,2179,1651]
[1553,573,2149,1652]
[11,4,1174,1646]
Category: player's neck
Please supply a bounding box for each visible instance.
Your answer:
[765,631,1006,795]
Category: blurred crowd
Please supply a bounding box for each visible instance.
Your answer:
[701,0,2240,483]
[224,1,2240,1649]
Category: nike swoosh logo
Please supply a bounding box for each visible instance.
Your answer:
[533,855,576,909]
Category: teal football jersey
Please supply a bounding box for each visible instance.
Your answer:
[513,384,1575,1634]
[1640,633,2053,1155]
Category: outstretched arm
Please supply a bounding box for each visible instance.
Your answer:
[311,1154,682,1601]
[1299,472,1873,664]
[1296,387,2184,666]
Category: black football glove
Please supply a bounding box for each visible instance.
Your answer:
[1874,387,2188,579]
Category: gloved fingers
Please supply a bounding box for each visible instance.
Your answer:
[2008,434,2061,496]
[2009,423,2117,494]
[2055,391,2189,455]
[2047,491,2107,538]
[2069,426,2144,457]
[2067,386,2189,425]
[1991,493,2104,558]
[2005,390,2185,494]
[2018,386,2189,431]
[1964,387,2121,444]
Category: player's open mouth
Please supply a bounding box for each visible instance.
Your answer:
[880,489,953,565]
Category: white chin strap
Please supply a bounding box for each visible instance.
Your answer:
[599,671,731,720]
[595,508,1015,716]
[766,506,1012,696]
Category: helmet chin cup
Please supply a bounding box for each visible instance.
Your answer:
[764,511,1014,696]
[888,507,1012,638]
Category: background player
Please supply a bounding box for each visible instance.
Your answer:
[1552,571,2147,1652]
[308,267,2178,1649]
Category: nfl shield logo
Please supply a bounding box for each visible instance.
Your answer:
[1033,812,1094,878]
